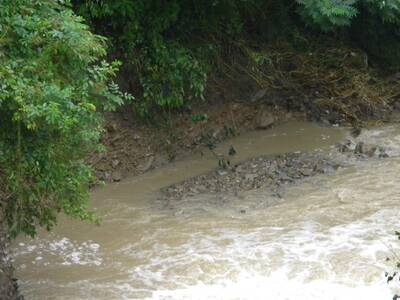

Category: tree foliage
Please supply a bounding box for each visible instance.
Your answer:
[0,0,130,237]
[73,0,207,115]
[73,0,285,115]
[296,1,400,70]
[297,0,359,31]
[297,0,400,29]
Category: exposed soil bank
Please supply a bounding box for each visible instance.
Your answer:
[91,41,400,184]
[91,101,298,183]
[92,78,400,184]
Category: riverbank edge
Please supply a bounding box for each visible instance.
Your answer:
[90,95,398,185]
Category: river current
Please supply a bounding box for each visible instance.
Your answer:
[12,121,400,299]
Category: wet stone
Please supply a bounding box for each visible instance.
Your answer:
[364,145,377,157]
[337,141,351,153]
[103,172,113,182]
[354,142,364,154]
[300,168,313,176]
[112,171,122,182]
[111,159,120,168]
[256,110,275,129]
[355,142,377,157]
[245,174,258,181]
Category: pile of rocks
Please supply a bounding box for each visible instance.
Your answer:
[162,153,340,200]
[163,127,391,200]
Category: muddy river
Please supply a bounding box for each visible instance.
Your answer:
[12,121,400,299]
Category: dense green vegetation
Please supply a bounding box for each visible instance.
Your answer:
[0,0,131,237]
[1,0,400,238]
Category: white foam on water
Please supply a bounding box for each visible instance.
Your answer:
[356,125,400,157]
[145,208,400,300]
[14,237,103,267]
[150,272,393,300]
[112,206,398,299]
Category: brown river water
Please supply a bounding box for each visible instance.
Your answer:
[11,121,400,299]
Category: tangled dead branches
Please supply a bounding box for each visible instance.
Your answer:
[209,35,400,125]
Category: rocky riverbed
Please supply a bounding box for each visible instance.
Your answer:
[162,153,342,200]
[161,133,389,201]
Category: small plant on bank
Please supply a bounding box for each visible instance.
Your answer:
[192,114,236,169]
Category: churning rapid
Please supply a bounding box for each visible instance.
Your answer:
[11,121,400,299]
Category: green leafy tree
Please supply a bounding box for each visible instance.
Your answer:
[73,0,210,116]
[0,0,131,237]
[296,0,400,69]
[297,0,400,30]
[73,0,278,115]
[296,0,359,31]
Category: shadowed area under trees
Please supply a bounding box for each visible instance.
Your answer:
[72,0,400,115]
